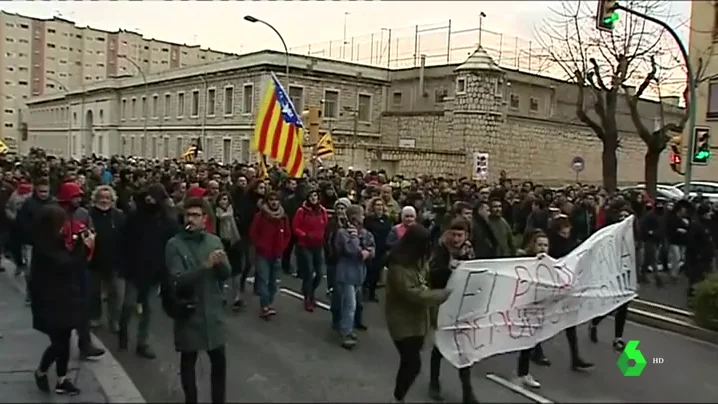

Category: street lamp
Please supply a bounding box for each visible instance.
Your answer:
[243,15,290,90]
[45,77,72,157]
[118,54,149,157]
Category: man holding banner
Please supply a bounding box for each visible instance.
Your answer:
[433,213,636,373]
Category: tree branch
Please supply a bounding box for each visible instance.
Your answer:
[574,70,605,140]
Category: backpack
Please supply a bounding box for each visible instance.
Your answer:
[161,238,199,320]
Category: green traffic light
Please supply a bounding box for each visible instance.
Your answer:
[696,150,711,160]
[603,12,619,25]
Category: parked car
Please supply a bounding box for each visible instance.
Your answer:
[673,181,718,203]
[621,184,684,201]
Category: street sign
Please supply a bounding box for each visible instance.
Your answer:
[472,152,489,180]
[571,156,585,173]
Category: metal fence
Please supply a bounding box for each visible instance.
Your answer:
[289,20,563,78]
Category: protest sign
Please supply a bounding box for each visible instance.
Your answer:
[435,216,637,368]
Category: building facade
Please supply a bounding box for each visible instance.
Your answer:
[26,48,689,185]
[0,10,234,151]
[688,1,718,182]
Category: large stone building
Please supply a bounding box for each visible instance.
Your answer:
[0,10,234,150]
[25,48,688,184]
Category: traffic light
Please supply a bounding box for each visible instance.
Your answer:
[302,106,322,145]
[669,135,682,173]
[692,127,711,165]
[596,0,619,32]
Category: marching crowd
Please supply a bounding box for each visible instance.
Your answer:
[0,149,714,404]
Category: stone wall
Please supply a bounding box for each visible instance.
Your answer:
[379,111,696,185]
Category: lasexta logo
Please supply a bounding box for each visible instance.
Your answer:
[617,340,647,376]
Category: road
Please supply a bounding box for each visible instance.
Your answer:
[638,275,690,310]
[89,273,718,403]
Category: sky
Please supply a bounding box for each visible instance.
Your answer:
[0,1,692,87]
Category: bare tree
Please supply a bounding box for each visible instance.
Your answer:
[625,42,717,197]
[535,0,679,193]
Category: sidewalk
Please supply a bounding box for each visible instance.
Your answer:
[0,259,145,403]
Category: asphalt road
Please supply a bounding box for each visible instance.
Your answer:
[93,284,532,403]
[89,271,718,403]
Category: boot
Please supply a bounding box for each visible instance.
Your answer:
[136,344,156,359]
[118,328,128,351]
[428,381,443,401]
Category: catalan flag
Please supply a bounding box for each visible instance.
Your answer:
[316,133,335,159]
[257,153,269,180]
[252,72,305,178]
[182,146,197,162]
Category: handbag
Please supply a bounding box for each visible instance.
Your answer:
[161,237,202,320]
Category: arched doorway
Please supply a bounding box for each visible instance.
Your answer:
[84,110,94,156]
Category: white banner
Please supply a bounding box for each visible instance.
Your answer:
[435,216,637,368]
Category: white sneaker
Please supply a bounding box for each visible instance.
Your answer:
[517,374,541,389]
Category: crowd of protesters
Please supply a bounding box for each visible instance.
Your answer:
[0,148,714,403]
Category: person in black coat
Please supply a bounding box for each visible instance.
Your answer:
[119,183,178,359]
[88,185,126,332]
[686,204,714,299]
[427,217,478,404]
[547,215,594,371]
[472,200,498,258]
[29,204,94,395]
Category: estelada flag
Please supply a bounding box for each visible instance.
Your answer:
[251,72,305,178]
[316,132,335,159]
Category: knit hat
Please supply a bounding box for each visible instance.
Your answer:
[334,197,352,209]
[57,182,83,203]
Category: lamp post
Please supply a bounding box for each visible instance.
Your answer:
[45,77,72,157]
[244,15,290,90]
[118,54,149,157]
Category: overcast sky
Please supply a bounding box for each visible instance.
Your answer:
[0,1,691,85]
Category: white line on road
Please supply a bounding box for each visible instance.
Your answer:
[267,280,556,404]
[486,374,554,404]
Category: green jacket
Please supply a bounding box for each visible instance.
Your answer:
[384,261,449,341]
[165,230,231,353]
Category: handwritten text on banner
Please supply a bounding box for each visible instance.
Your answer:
[435,216,637,368]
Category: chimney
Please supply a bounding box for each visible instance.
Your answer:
[419,54,427,97]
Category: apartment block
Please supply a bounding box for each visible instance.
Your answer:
[0,10,234,152]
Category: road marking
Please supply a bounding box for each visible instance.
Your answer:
[245,277,331,311]
[486,373,554,404]
[632,299,694,318]
[628,307,700,328]
[271,280,556,404]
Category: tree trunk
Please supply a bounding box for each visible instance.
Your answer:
[602,139,618,193]
[644,146,660,200]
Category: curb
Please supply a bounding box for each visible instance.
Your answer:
[627,299,718,345]
[1,266,146,404]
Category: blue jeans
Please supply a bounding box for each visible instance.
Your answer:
[255,256,280,307]
[297,246,324,300]
[332,282,363,335]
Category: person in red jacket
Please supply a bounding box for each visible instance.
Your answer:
[249,191,291,319]
[292,189,328,311]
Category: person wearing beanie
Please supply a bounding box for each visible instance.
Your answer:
[119,183,178,360]
[292,189,329,312]
[56,181,107,361]
[325,197,351,298]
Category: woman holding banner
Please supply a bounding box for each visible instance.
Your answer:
[427,217,478,403]
[515,230,551,389]
[385,225,450,404]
